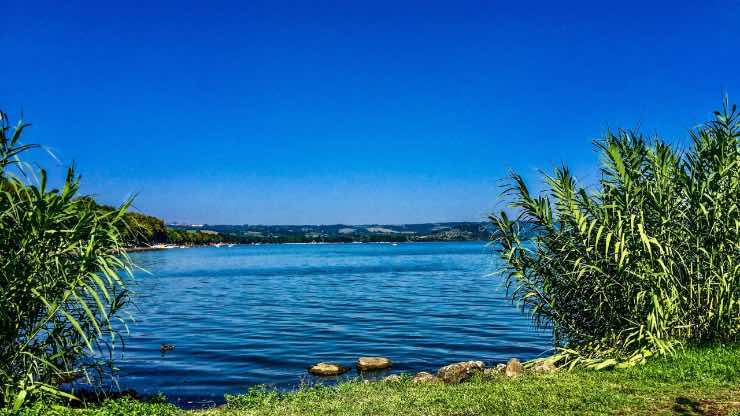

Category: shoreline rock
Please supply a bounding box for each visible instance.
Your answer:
[412,371,438,383]
[308,362,350,376]
[383,374,402,382]
[437,360,485,384]
[531,361,558,374]
[483,363,506,377]
[305,356,554,382]
[505,358,523,377]
[357,356,392,371]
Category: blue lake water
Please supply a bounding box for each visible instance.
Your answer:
[119,241,552,406]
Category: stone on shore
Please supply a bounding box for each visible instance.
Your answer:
[437,360,485,384]
[505,358,523,377]
[308,362,349,376]
[483,363,506,377]
[412,371,438,383]
[357,356,392,371]
[532,362,558,374]
[383,374,402,382]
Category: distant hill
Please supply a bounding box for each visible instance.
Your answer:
[84,195,507,246]
[168,222,493,243]
[87,194,496,246]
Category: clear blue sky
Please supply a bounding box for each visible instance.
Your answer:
[3,1,739,224]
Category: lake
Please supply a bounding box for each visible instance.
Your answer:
[118,241,552,406]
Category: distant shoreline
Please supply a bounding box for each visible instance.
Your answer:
[123,240,489,253]
[123,245,170,253]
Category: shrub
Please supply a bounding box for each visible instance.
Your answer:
[490,100,739,366]
[0,111,133,409]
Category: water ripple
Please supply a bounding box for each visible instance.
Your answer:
[116,242,551,404]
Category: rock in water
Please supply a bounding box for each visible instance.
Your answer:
[308,362,350,376]
[356,356,392,371]
[436,360,485,384]
[160,344,175,353]
[505,358,523,377]
[412,372,438,383]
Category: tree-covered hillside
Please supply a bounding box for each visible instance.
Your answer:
[168,221,492,244]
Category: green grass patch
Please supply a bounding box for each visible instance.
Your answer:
[8,345,739,415]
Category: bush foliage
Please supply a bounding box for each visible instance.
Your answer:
[490,101,739,365]
[0,112,133,409]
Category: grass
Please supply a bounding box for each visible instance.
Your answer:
[9,345,739,415]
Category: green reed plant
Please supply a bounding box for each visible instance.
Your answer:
[490,100,740,367]
[0,111,134,410]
